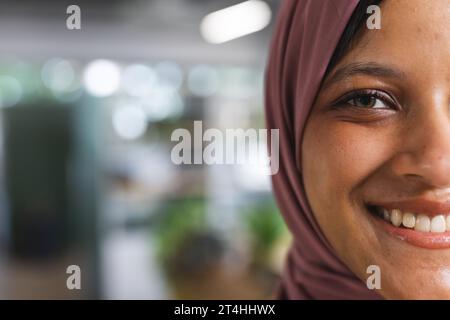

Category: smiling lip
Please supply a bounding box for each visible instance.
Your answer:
[367,199,450,249]
[372,217,450,249]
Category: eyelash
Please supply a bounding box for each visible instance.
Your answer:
[332,89,398,110]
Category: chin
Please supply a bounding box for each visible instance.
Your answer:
[335,200,450,299]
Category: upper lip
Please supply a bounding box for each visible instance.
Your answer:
[368,198,450,217]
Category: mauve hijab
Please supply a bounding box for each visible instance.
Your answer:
[265,0,382,299]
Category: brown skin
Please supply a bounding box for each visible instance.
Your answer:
[302,0,450,299]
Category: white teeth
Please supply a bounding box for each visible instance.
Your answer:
[430,215,447,233]
[390,209,402,227]
[375,206,450,233]
[414,214,431,232]
[402,212,416,229]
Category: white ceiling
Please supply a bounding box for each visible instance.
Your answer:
[0,0,280,66]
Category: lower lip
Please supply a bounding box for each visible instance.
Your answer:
[369,211,450,249]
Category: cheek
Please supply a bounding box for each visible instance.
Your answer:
[302,120,393,201]
[301,118,396,251]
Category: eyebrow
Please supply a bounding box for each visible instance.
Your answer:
[322,62,406,90]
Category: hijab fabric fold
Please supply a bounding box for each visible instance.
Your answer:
[265,0,382,299]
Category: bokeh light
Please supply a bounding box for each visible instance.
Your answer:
[41,58,76,93]
[143,86,184,121]
[83,60,121,97]
[122,64,157,98]
[0,76,23,107]
[154,62,183,92]
[188,65,220,97]
[112,104,148,140]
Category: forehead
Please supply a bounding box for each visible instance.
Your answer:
[338,0,450,80]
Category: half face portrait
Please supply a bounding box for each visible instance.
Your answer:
[266,0,450,299]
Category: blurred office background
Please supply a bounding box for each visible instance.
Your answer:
[0,0,290,299]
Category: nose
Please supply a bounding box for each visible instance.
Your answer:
[391,107,450,188]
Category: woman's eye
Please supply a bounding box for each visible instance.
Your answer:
[347,94,388,109]
[332,90,398,113]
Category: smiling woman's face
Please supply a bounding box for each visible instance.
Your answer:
[302,0,450,299]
